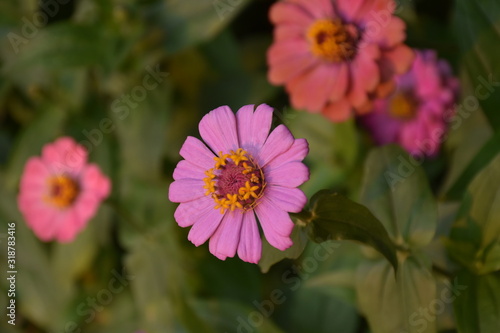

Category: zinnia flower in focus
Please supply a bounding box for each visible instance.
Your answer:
[168,104,309,263]
[360,49,460,157]
[267,0,414,122]
[18,137,111,242]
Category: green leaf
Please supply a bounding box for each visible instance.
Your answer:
[360,145,437,248]
[308,190,398,272]
[2,23,116,73]
[453,270,500,333]
[356,256,437,333]
[5,106,66,190]
[258,224,308,273]
[443,114,500,201]
[453,0,500,131]
[447,153,500,274]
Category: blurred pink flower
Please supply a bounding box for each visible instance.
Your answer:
[267,0,414,122]
[169,104,309,263]
[360,49,460,157]
[18,137,111,242]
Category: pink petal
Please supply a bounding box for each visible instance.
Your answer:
[288,64,339,112]
[267,138,309,168]
[199,106,239,155]
[269,1,315,27]
[267,39,311,65]
[42,137,87,175]
[174,196,214,228]
[173,160,205,181]
[287,0,334,19]
[187,208,225,246]
[322,98,352,122]
[350,0,395,22]
[237,212,262,264]
[268,52,319,85]
[274,24,306,41]
[19,157,50,192]
[265,186,307,213]
[209,210,244,260]
[264,162,309,188]
[54,209,82,243]
[23,205,58,241]
[336,0,365,21]
[81,164,111,199]
[179,136,215,170]
[366,16,406,48]
[255,197,294,250]
[236,104,273,156]
[168,179,205,203]
[72,192,100,228]
[329,63,349,103]
[257,125,294,167]
[382,44,415,75]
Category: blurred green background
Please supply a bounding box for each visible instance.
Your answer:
[0,0,500,332]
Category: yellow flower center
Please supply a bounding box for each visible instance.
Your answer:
[307,19,358,62]
[389,93,416,119]
[203,148,266,214]
[45,175,79,209]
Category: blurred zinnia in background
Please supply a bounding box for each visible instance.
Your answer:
[360,49,460,157]
[267,0,414,121]
[18,137,111,242]
[169,104,309,263]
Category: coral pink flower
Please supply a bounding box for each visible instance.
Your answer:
[18,137,111,242]
[168,104,309,263]
[267,0,414,122]
[360,49,460,157]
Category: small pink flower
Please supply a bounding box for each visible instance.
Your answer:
[18,137,111,242]
[168,104,309,263]
[267,0,414,122]
[360,49,460,157]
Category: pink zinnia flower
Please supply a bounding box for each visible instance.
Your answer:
[360,49,460,157]
[18,137,111,242]
[168,104,309,263]
[267,0,414,122]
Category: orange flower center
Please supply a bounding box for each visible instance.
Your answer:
[203,148,266,214]
[389,93,416,119]
[45,175,79,208]
[307,19,358,62]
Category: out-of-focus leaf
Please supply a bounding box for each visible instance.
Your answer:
[308,191,398,272]
[447,153,500,274]
[441,105,493,200]
[2,23,116,73]
[5,106,66,190]
[356,256,436,333]
[148,0,250,54]
[259,225,308,273]
[360,145,437,248]
[453,0,500,131]
[192,299,285,333]
[453,270,500,333]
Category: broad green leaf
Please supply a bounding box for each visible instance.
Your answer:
[441,105,493,200]
[356,256,436,333]
[259,224,308,273]
[5,106,66,189]
[360,145,437,248]
[453,270,500,333]
[148,0,250,54]
[447,153,500,274]
[453,0,500,131]
[2,23,116,73]
[307,190,398,272]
